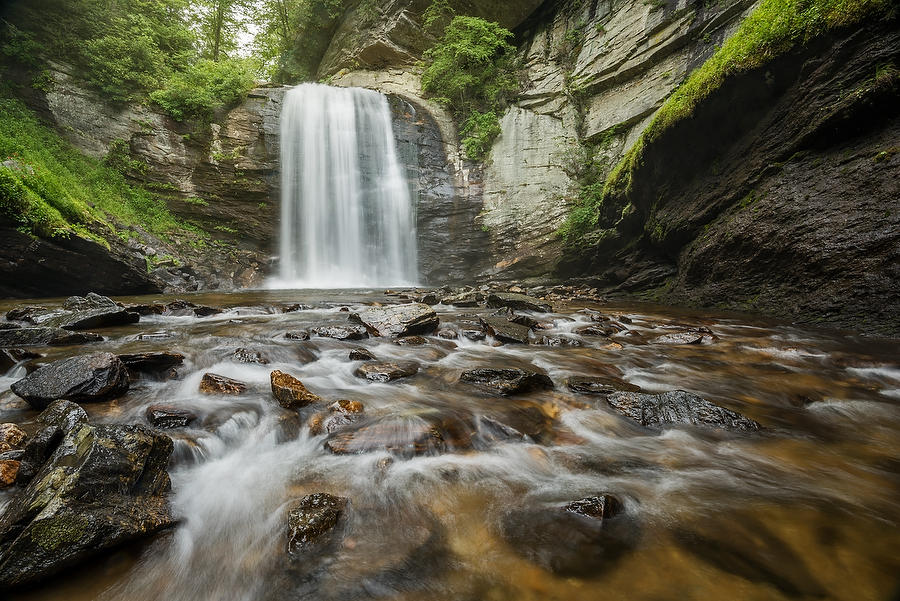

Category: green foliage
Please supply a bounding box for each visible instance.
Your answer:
[0,97,203,243]
[423,0,455,36]
[422,16,518,161]
[561,0,892,247]
[150,59,256,121]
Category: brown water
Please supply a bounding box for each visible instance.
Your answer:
[1,290,898,601]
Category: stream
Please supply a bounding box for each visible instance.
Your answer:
[1,289,898,601]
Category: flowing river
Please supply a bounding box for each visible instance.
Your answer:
[1,289,898,601]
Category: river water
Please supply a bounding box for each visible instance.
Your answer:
[1,290,898,601]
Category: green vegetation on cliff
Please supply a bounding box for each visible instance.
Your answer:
[0,98,202,243]
[561,0,894,246]
[421,15,518,161]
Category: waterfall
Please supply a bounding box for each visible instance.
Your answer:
[276,83,418,288]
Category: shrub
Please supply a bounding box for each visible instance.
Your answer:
[150,58,256,121]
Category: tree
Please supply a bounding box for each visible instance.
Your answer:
[196,0,247,61]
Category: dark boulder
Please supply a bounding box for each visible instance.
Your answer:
[118,351,184,375]
[145,405,197,429]
[0,421,174,588]
[354,361,419,382]
[287,493,348,556]
[486,293,552,313]
[199,373,247,395]
[43,293,140,330]
[348,348,376,361]
[479,317,531,344]
[163,300,222,317]
[310,325,369,341]
[350,303,439,337]
[606,390,761,431]
[10,352,129,410]
[567,376,641,396]
[270,370,321,409]
[0,328,102,347]
[460,368,553,396]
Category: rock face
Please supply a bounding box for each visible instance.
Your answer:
[606,390,761,431]
[0,418,174,588]
[286,493,348,555]
[350,303,439,337]
[270,370,321,408]
[11,352,130,410]
[460,368,553,396]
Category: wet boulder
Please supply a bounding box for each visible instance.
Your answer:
[354,361,419,382]
[0,327,102,347]
[460,368,553,396]
[10,352,129,410]
[309,400,365,435]
[395,335,427,346]
[287,493,348,555]
[0,348,40,372]
[15,401,89,486]
[348,348,376,361]
[567,376,641,396]
[199,373,247,395]
[486,293,552,313]
[350,303,439,337]
[606,390,761,431]
[500,494,637,577]
[479,317,530,344]
[0,460,18,488]
[0,421,174,588]
[311,325,369,341]
[118,351,184,376]
[145,405,197,429]
[163,300,222,317]
[42,293,140,330]
[270,370,321,408]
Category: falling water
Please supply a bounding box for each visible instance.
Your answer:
[277,83,418,288]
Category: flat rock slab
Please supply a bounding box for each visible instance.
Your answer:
[311,325,369,341]
[460,368,553,396]
[199,373,247,395]
[287,493,348,555]
[567,376,640,396]
[354,361,419,382]
[11,352,129,410]
[606,390,761,431]
[486,293,552,313]
[0,327,102,347]
[479,317,531,344]
[146,405,197,429]
[118,351,184,373]
[270,370,321,408]
[350,303,439,337]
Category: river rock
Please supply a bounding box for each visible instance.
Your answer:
[311,325,369,341]
[537,335,583,347]
[284,330,310,340]
[15,401,89,486]
[324,417,445,457]
[0,424,26,453]
[0,348,40,372]
[568,376,641,396]
[460,368,553,396]
[309,400,365,435]
[118,351,184,374]
[145,405,197,429]
[10,352,129,410]
[395,335,427,346]
[479,317,531,344]
[350,303,439,337]
[287,493,348,555]
[163,300,222,317]
[45,293,140,330]
[606,390,761,431]
[232,347,269,365]
[509,313,540,329]
[486,293,552,313]
[0,421,174,588]
[349,348,376,361]
[0,327,103,347]
[564,494,623,520]
[576,325,615,337]
[354,361,419,382]
[0,460,18,488]
[650,330,717,345]
[270,370,321,408]
[199,373,247,395]
[440,292,482,307]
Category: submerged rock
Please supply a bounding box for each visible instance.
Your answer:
[348,348,376,361]
[0,327,102,347]
[486,293,552,313]
[606,390,761,431]
[287,493,348,555]
[460,368,553,396]
[350,303,439,337]
[0,420,174,588]
[10,352,129,410]
[311,325,369,341]
[324,417,445,457]
[270,370,321,408]
[354,361,418,382]
[199,373,247,395]
[309,400,365,435]
[564,494,623,520]
[145,405,197,429]
[479,316,531,344]
[567,376,641,396]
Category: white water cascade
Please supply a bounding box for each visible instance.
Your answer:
[276,83,418,288]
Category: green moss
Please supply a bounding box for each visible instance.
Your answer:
[561,0,892,248]
[29,514,89,551]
